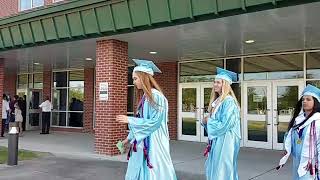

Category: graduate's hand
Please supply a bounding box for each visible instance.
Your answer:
[122,138,129,145]
[116,115,129,124]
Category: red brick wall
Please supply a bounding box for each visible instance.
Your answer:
[83,68,94,133]
[154,62,178,140]
[4,73,16,97]
[0,59,4,131]
[43,65,51,101]
[0,0,18,18]
[95,39,128,155]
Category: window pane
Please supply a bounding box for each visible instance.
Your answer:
[28,74,33,88]
[307,52,320,79]
[307,81,320,88]
[54,72,67,87]
[69,88,84,111]
[69,71,84,88]
[244,53,303,80]
[53,89,67,111]
[18,74,28,89]
[68,112,83,127]
[128,67,134,85]
[33,73,43,89]
[180,60,224,83]
[33,0,44,7]
[52,112,66,126]
[20,0,32,11]
[226,58,241,81]
[127,86,134,113]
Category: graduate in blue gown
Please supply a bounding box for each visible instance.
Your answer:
[278,85,320,180]
[116,59,177,180]
[201,67,241,180]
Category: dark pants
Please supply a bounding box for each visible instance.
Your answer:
[1,119,6,137]
[41,112,51,134]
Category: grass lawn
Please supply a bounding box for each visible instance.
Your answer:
[0,146,44,164]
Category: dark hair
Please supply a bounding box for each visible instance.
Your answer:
[288,97,320,131]
[3,94,7,101]
[14,95,19,100]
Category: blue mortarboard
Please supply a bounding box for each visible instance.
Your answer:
[302,84,320,102]
[132,59,162,76]
[215,67,238,84]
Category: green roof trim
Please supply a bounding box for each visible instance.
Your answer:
[0,0,319,51]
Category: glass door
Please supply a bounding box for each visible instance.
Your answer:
[272,81,304,150]
[178,84,200,141]
[27,89,42,130]
[178,83,212,142]
[243,82,272,149]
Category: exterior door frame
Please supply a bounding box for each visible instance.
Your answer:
[272,80,304,150]
[26,88,43,130]
[178,82,212,142]
[243,81,273,149]
[243,79,305,149]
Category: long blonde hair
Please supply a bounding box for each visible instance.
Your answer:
[134,71,162,111]
[208,79,239,113]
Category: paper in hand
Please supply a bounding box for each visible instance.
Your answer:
[116,141,125,154]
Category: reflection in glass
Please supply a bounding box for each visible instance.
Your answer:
[68,112,83,127]
[29,113,40,126]
[29,91,40,109]
[54,72,67,87]
[182,88,196,112]
[182,118,196,135]
[307,81,320,88]
[248,121,267,142]
[69,71,84,88]
[247,87,267,115]
[307,52,320,79]
[244,53,303,80]
[53,89,67,111]
[18,74,28,89]
[33,73,43,89]
[204,88,212,113]
[226,58,241,81]
[179,60,223,83]
[69,88,84,104]
[277,86,298,143]
[52,112,66,126]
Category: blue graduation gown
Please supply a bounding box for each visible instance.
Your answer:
[125,89,177,180]
[202,95,241,180]
[279,112,320,179]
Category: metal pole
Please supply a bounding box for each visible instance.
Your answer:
[7,127,19,166]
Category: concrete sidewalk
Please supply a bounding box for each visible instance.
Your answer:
[0,131,292,179]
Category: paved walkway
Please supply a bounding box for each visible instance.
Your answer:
[0,131,292,179]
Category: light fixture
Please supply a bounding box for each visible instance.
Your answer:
[34,62,40,65]
[245,40,255,44]
[85,57,93,61]
[149,51,157,55]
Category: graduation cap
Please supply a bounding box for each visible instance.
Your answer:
[302,84,320,102]
[215,67,238,84]
[132,59,162,76]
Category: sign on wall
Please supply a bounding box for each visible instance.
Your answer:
[99,82,109,101]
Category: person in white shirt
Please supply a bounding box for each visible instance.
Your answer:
[1,94,10,137]
[39,96,52,134]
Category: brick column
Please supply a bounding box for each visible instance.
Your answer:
[0,59,4,133]
[83,68,94,133]
[154,62,178,140]
[43,65,52,100]
[95,39,128,155]
[4,73,16,97]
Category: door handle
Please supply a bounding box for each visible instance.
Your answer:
[265,109,271,126]
[274,109,279,125]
